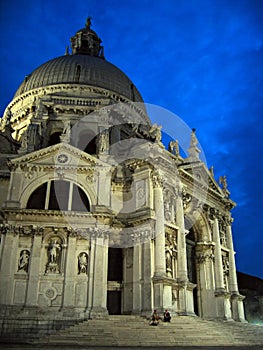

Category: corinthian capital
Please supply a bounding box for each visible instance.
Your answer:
[152,171,163,188]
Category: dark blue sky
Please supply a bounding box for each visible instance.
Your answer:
[0,0,263,279]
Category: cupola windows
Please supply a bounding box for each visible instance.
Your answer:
[27,180,90,212]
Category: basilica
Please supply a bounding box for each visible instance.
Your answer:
[0,19,246,333]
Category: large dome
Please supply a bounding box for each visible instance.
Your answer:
[14,54,143,102]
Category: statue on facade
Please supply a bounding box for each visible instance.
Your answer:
[60,121,71,143]
[46,239,61,273]
[78,252,88,274]
[149,123,162,144]
[219,175,230,198]
[168,140,179,156]
[165,246,173,276]
[98,129,109,154]
[18,250,30,272]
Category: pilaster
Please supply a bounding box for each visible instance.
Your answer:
[132,244,142,313]
[0,226,19,304]
[62,231,77,308]
[25,228,43,306]
[90,234,109,317]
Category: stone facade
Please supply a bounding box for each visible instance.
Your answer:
[0,20,246,332]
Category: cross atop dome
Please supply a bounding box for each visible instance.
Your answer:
[70,18,104,58]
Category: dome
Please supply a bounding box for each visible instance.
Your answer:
[14,54,143,102]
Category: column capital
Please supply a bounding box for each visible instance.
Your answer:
[152,171,163,188]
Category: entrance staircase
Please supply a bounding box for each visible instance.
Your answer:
[32,315,263,347]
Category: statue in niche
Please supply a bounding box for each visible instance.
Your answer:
[165,247,173,276]
[18,249,30,272]
[98,129,109,153]
[78,252,88,274]
[164,202,172,221]
[46,239,61,274]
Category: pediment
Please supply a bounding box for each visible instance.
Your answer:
[179,161,224,196]
[9,143,107,171]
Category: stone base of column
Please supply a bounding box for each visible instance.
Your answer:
[231,293,247,322]
[153,275,176,312]
[176,280,196,316]
[215,290,232,320]
[89,306,108,319]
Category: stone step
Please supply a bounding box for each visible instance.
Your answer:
[26,316,263,347]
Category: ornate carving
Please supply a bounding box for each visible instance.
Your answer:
[182,188,192,209]
[57,153,69,164]
[222,255,230,276]
[152,171,163,188]
[130,229,151,244]
[196,251,215,264]
[218,218,227,246]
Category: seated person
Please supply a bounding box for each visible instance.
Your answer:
[163,309,171,322]
[150,309,160,325]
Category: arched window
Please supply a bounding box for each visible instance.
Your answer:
[26,180,90,212]
[27,183,47,209]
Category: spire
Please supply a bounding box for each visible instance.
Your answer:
[70,18,104,58]
[187,128,201,161]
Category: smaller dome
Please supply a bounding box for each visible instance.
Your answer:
[70,17,104,57]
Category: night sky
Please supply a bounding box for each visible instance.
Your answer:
[0,0,262,279]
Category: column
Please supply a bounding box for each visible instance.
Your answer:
[132,244,142,313]
[25,229,43,306]
[212,217,225,291]
[175,187,188,281]
[212,214,232,320]
[226,218,246,322]
[152,172,166,312]
[62,233,77,308]
[175,184,195,316]
[152,172,166,276]
[141,240,152,314]
[86,239,95,316]
[225,220,238,293]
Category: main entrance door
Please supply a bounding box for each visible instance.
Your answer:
[107,248,123,314]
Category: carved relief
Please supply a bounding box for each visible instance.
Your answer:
[182,188,192,209]
[222,254,230,289]
[18,249,30,272]
[136,180,146,208]
[222,255,229,276]
[78,252,88,274]
[196,251,215,264]
[219,218,227,247]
